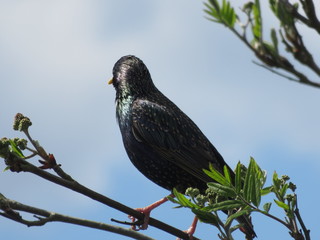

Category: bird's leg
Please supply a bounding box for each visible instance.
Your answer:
[129,194,174,230]
[176,216,198,240]
[186,216,198,237]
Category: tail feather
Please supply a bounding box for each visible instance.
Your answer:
[238,214,256,240]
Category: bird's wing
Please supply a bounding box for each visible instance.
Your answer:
[131,98,228,183]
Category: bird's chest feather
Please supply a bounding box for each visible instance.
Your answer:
[116,99,202,191]
[116,96,134,132]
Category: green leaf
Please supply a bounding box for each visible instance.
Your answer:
[274,199,289,210]
[243,159,253,196]
[223,165,232,184]
[207,182,236,198]
[279,183,289,199]
[204,164,230,186]
[167,195,180,204]
[272,171,280,191]
[204,0,236,27]
[204,1,222,23]
[261,186,273,196]
[253,159,262,207]
[276,0,294,26]
[208,200,244,211]
[192,208,219,226]
[208,0,220,10]
[248,174,256,204]
[230,224,244,233]
[3,166,10,172]
[293,3,299,9]
[263,202,272,213]
[290,194,297,210]
[252,0,262,39]
[225,209,250,226]
[221,0,236,27]
[243,162,252,201]
[269,0,276,14]
[235,162,242,194]
[172,188,197,208]
[270,28,279,54]
[242,1,254,15]
[243,157,261,207]
[262,41,277,56]
[9,139,24,158]
[259,169,268,188]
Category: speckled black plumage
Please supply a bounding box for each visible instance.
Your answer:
[110,55,255,238]
[111,55,230,192]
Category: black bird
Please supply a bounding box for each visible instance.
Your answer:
[109,55,255,239]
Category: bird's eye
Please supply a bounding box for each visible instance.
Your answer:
[113,77,120,88]
[111,72,122,87]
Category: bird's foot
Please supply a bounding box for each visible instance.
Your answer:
[129,207,150,230]
[128,195,172,231]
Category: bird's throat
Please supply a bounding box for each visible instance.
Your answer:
[116,95,134,129]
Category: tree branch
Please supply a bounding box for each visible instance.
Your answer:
[3,154,199,240]
[300,0,320,34]
[294,196,311,240]
[252,60,320,88]
[204,0,320,88]
[0,194,155,240]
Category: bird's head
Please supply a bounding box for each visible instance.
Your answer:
[109,55,156,98]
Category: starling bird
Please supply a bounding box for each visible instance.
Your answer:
[109,55,255,239]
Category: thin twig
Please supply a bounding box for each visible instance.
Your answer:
[23,129,50,162]
[25,131,74,181]
[252,61,299,82]
[300,0,320,34]
[294,196,311,240]
[52,164,75,181]
[25,146,37,155]
[206,0,320,89]
[253,61,320,88]
[23,152,37,160]
[236,192,290,230]
[111,218,143,226]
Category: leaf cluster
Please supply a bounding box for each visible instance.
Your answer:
[170,157,310,240]
[204,0,320,88]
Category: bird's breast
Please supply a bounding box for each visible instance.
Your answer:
[116,96,134,130]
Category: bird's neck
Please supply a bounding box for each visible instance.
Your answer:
[116,93,134,130]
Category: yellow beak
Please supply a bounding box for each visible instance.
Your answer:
[108,78,113,85]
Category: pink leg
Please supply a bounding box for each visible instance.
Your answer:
[177,216,198,240]
[129,194,174,230]
[186,216,198,237]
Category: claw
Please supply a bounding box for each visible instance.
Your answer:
[128,195,172,230]
[128,207,151,230]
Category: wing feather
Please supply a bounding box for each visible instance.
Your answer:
[131,98,228,183]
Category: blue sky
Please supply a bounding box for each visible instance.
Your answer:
[1,1,319,240]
